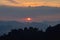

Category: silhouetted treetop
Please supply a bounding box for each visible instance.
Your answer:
[0,24,60,40]
[46,24,60,32]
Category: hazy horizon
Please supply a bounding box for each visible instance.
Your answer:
[0,6,60,22]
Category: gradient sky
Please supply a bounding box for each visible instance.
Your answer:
[0,0,60,22]
[0,0,60,7]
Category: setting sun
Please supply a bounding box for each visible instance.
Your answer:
[24,17,32,22]
[27,17,32,21]
[22,17,32,22]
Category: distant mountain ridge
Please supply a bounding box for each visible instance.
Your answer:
[0,21,60,35]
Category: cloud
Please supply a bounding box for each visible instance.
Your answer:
[7,0,19,4]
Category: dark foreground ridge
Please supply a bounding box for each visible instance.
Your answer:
[0,24,60,40]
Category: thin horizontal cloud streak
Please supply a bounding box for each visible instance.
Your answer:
[0,14,60,22]
[36,14,60,22]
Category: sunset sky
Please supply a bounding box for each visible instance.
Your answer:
[0,0,60,7]
[0,0,60,22]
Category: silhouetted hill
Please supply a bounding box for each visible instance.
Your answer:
[46,24,60,32]
[0,21,60,35]
[0,24,60,40]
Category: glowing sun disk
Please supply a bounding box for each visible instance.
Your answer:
[27,18,32,21]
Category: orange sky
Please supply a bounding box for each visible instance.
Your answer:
[0,0,60,7]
